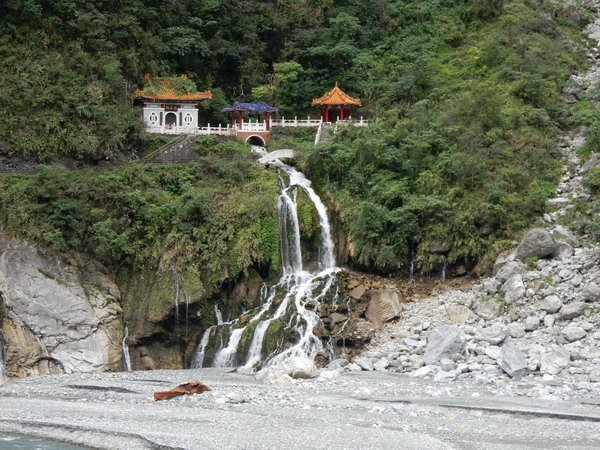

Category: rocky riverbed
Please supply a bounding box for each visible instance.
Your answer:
[342,25,600,403]
[0,368,598,449]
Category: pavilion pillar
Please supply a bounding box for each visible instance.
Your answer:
[230,113,235,127]
[340,106,345,121]
[266,112,270,130]
[238,111,243,129]
[325,107,330,123]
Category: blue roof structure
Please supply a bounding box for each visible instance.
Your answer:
[222,101,278,113]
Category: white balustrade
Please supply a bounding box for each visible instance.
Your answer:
[145,116,368,136]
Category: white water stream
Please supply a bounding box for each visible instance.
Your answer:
[191,146,340,370]
[0,335,6,382]
[122,327,132,372]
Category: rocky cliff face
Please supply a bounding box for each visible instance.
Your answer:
[0,235,123,378]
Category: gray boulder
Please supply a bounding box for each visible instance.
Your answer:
[551,225,579,247]
[474,300,503,320]
[497,340,529,377]
[561,326,587,343]
[501,274,526,303]
[424,325,465,366]
[446,305,476,324]
[559,302,586,320]
[540,349,570,375]
[540,295,562,313]
[495,261,525,283]
[581,283,600,302]
[353,356,374,371]
[255,366,294,385]
[581,153,599,175]
[523,316,541,332]
[327,358,348,370]
[365,287,402,328]
[280,356,318,379]
[516,228,557,261]
[508,322,526,338]
[475,325,509,345]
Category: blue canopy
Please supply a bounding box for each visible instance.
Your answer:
[222,101,278,113]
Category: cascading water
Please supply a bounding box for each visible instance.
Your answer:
[214,305,224,325]
[0,334,6,382]
[191,147,344,370]
[122,327,132,372]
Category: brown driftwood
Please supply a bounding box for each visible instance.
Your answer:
[153,381,212,401]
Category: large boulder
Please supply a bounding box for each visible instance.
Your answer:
[475,325,509,345]
[255,366,294,385]
[497,340,529,378]
[581,283,600,302]
[559,302,586,320]
[365,287,402,328]
[424,325,465,366]
[551,225,579,248]
[540,349,570,375]
[516,228,557,261]
[540,295,562,313]
[446,305,476,324]
[495,261,525,283]
[474,300,503,320]
[0,235,123,378]
[501,274,526,303]
[561,326,586,343]
[280,356,318,379]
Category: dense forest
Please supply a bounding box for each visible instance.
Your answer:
[0,0,598,277]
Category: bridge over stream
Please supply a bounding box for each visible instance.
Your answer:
[258,149,297,165]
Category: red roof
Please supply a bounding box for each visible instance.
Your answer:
[312,82,361,106]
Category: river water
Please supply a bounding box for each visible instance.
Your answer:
[0,434,84,449]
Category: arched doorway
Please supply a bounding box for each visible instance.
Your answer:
[165,112,177,129]
[246,135,265,147]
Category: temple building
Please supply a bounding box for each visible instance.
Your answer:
[135,76,212,134]
[312,82,361,123]
[222,102,278,145]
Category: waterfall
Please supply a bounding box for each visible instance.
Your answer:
[192,147,343,371]
[122,327,132,372]
[409,250,416,283]
[191,326,213,368]
[214,304,224,325]
[173,271,180,323]
[0,334,6,382]
[441,257,448,281]
[212,327,245,367]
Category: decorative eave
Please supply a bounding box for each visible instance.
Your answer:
[134,75,212,102]
[312,82,361,106]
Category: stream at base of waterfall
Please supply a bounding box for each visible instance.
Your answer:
[191,147,345,371]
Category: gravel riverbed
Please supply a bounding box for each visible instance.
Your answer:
[0,368,599,449]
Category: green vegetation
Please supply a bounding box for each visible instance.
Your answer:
[299,1,590,273]
[0,157,280,288]
[0,0,596,278]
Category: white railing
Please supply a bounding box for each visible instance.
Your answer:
[271,117,323,127]
[271,116,368,128]
[234,121,268,132]
[145,117,369,136]
[198,124,235,136]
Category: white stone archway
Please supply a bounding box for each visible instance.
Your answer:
[165,112,177,129]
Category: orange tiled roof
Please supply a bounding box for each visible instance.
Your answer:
[135,76,212,101]
[312,82,361,106]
